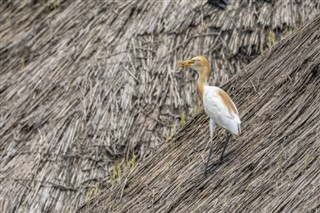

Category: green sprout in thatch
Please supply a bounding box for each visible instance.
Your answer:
[49,0,61,11]
[112,162,122,183]
[85,183,100,204]
[20,57,25,69]
[112,153,136,185]
[268,30,276,47]
[126,150,136,170]
[285,25,291,35]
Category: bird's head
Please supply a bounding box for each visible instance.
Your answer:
[177,55,210,77]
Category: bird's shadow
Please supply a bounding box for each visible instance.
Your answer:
[196,148,236,182]
[209,149,235,171]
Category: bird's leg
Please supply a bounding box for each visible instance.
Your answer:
[204,136,214,177]
[203,119,215,177]
[219,132,230,162]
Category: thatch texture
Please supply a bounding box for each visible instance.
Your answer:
[0,0,319,212]
[80,15,320,212]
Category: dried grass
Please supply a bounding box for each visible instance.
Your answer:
[0,0,319,212]
[79,15,320,212]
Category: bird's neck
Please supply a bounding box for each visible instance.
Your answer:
[197,73,209,103]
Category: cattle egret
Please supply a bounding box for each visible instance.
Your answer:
[177,55,241,176]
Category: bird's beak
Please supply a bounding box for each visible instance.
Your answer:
[177,59,195,69]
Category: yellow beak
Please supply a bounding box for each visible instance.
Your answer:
[177,59,195,69]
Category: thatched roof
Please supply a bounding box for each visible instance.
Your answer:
[79,15,320,212]
[0,0,319,212]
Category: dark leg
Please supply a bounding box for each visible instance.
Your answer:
[203,133,230,177]
[219,132,230,162]
[204,143,215,177]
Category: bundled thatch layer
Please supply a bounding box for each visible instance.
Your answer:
[79,15,320,212]
[0,0,319,212]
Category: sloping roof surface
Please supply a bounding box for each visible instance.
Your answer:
[79,15,320,212]
[0,0,319,212]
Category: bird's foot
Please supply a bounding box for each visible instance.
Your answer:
[203,158,227,177]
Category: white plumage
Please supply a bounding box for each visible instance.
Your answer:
[203,85,241,137]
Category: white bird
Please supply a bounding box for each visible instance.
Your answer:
[177,55,241,176]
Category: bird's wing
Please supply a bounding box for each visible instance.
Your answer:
[204,86,241,135]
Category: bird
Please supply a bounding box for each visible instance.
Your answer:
[177,55,241,176]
